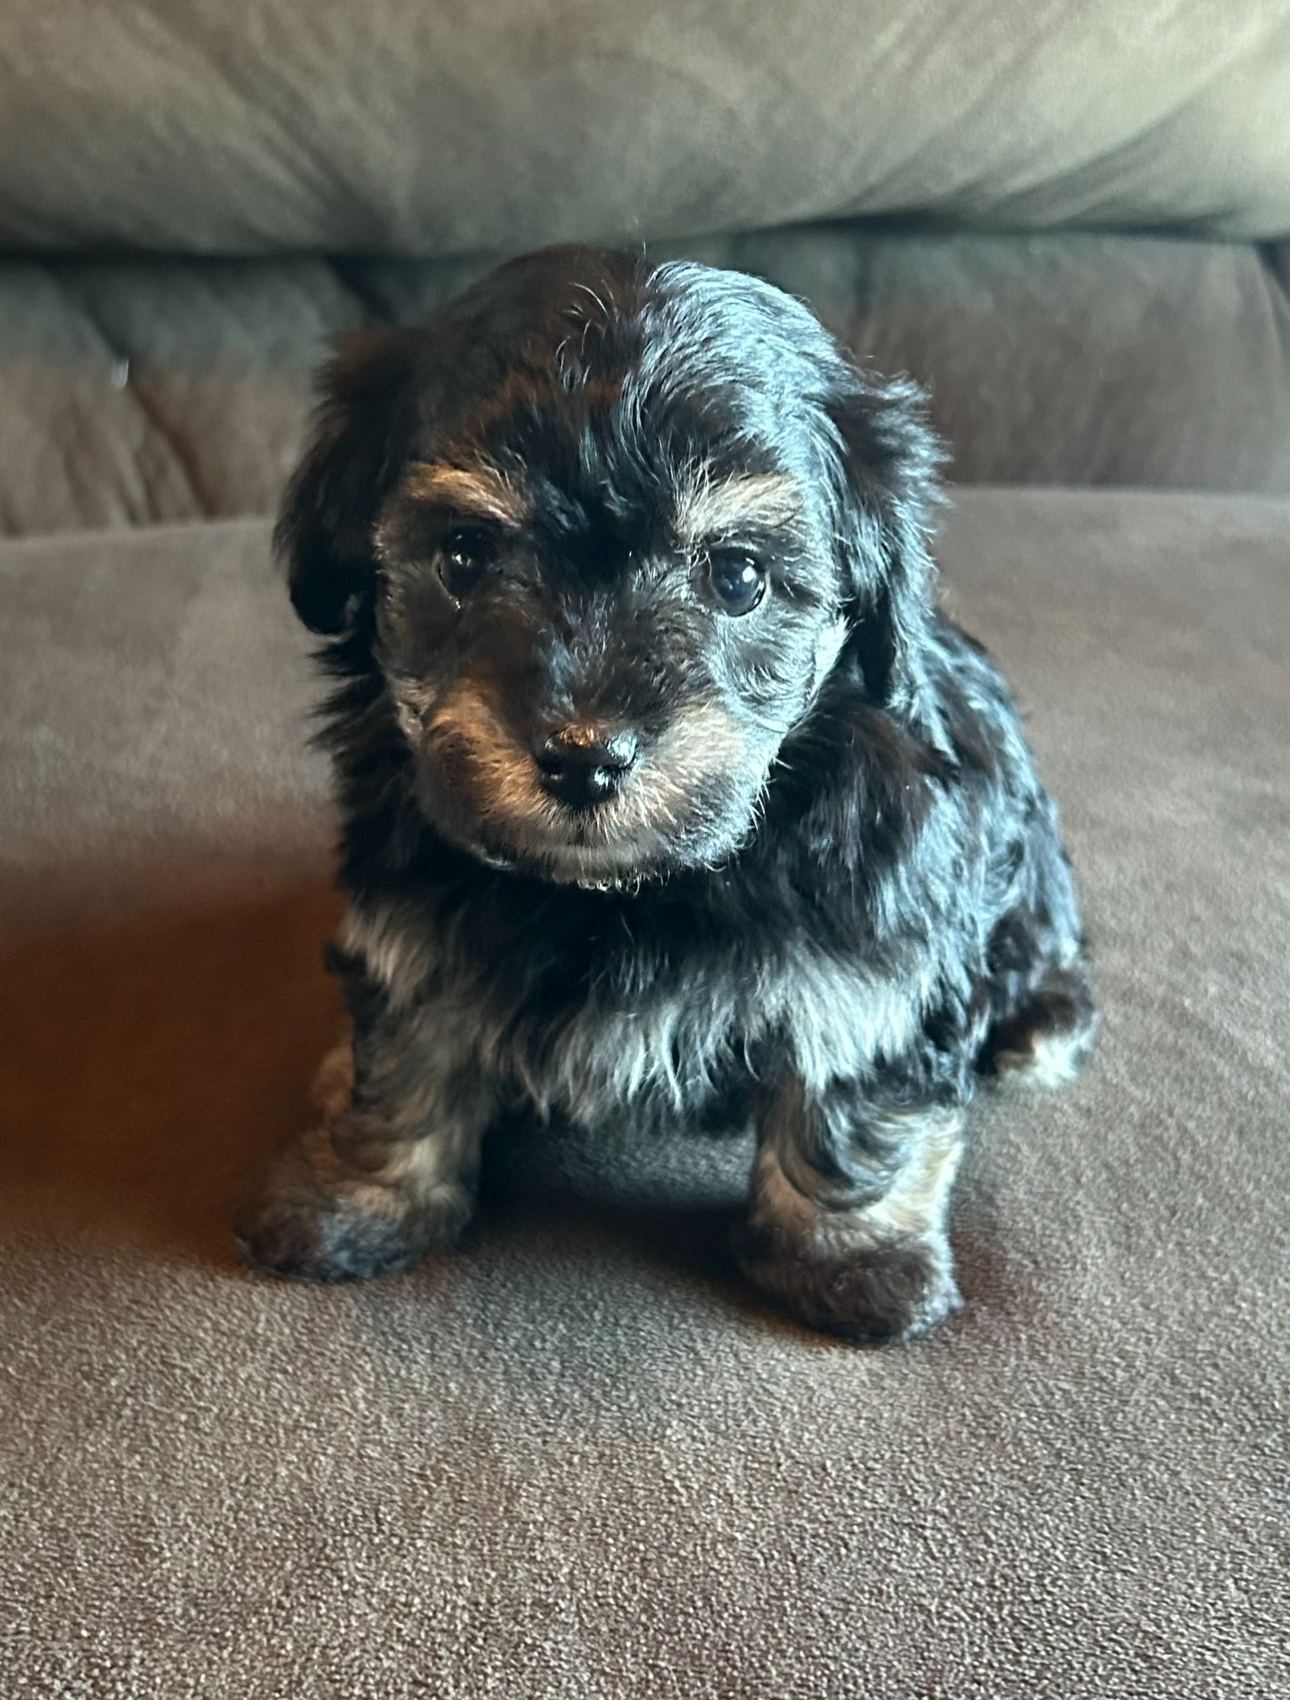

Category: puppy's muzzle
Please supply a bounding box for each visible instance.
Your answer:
[534,723,640,811]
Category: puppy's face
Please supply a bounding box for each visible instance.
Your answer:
[372,437,847,890]
[281,248,940,888]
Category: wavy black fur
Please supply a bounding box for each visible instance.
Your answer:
[236,246,1097,1343]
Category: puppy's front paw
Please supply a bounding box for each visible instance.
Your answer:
[234,1131,472,1284]
[234,1185,423,1284]
[731,1220,962,1344]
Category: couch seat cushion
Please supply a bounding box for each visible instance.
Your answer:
[2,489,1287,1697]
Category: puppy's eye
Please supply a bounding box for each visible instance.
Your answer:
[438,528,496,600]
[705,549,766,617]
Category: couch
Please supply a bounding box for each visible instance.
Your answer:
[3,5,1288,1696]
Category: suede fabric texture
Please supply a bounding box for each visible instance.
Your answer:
[4,231,1290,537]
[2,489,1288,1697]
[2,1,1290,254]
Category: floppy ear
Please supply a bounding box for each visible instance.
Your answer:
[825,372,947,736]
[275,329,422,635]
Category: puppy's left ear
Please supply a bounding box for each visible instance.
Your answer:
[275,329,422,635]
[825,372,947,737]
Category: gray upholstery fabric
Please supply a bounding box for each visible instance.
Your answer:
[4,232,1290,537]
[2,1,1289,255]
[0,259,362,535]
[2,490,1288,1697]
[4,1,1289,537]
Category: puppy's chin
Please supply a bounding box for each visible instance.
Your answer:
[405,679,777,892]
[422,785,755,892]
[473,830,675,892]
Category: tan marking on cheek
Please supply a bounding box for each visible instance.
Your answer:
[626,697,758,837]
[426,679,547,823]
[675,471,801,544]
[648,697,750,788]
[400,461,528,526]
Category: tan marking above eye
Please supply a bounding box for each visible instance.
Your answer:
[402,461,529,527]
[674,472,801,544]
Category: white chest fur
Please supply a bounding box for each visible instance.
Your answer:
[340,897,928,1128]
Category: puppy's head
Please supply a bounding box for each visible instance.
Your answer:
[278,247,943,888]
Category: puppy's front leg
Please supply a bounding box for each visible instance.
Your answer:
[733,1077,965,1343]
[235,996,493,1284]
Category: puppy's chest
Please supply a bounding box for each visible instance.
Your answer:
[346,897,921,1126]
[498,945,921,1128]
[508,963,763,1129]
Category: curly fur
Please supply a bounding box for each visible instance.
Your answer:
[235,245,1098,1343]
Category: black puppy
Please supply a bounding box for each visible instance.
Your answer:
[236,246,1097,1343]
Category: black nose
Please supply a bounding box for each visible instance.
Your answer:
[535,724,640,809]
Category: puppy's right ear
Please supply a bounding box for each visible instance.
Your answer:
[275,330,421,635]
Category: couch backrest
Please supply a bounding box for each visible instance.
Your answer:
[2,0,1288,255]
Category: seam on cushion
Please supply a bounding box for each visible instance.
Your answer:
[48,267,209,520]
[1259,243,1290,306]
[325,258,398,329]
[46,274,132,369]
[116,373,219,519]
[1257,249,1290,492]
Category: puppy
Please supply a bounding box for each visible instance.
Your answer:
[235,245,1097,1343]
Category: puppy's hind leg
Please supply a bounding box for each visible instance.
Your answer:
[235,1000,494,1284]
[982,808,1099,1089]
[733,1076,966,1344]
[981,879,1099,1090]
[984,958,1099,1090]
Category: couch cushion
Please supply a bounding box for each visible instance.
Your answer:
[4,233,1290,537]
[2,1,1289,255]
[2,489,1288,1695]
